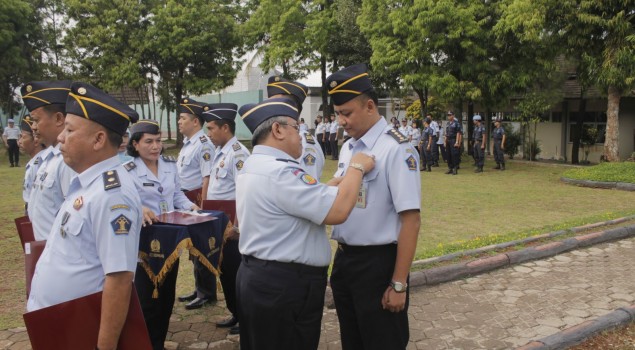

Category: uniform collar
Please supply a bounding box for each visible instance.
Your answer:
[51,143,62,156]
[352,117,387,150]
[184,129,204,144]
[218,136,238,156]
[74,155,121,189]
[253,145,295,160]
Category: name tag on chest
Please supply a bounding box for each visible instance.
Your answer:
[356,184,367,209]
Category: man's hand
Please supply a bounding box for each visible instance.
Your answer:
[142,206,157,227]
[381,286,407,312]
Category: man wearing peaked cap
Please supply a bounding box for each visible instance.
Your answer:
[266,76,324,180]
[176,97,217,310]
[234,98,375,350]
[21,80,76,241]
[326,64,421,350]
[203,102,250,334]
[27,82,143,350]
[445,110,463,175]
[18,116,46,208]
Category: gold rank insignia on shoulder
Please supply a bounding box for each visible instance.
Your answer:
[388,129,408,143]
[199,136,207,143]
[162,155,176,162]
[34,158,39,165]
[103,170,121,190]
[111,214,132,235]
[305,133,316,144]
[235,160,244,170]
[123,161,136,171]
[73,196,83,210]
[232,143,241,152]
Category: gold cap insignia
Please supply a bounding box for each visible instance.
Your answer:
[26,85,32,93]
[275,76,280,82]
[330,81,338,88]
[204,106,209,111]
[183,99,188,103]
[78,87,87,95]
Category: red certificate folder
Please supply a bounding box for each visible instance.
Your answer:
[24,240,46,298]
[157,211,217,226]
[23,287,152,350]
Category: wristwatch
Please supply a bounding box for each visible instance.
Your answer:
[348,162,365,175]
[390,281,407,293]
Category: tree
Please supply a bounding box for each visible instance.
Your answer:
[145,0,242,144]
[0,0,42,115]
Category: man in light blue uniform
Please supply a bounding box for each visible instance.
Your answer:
[327,64,422,350]
[235,98,375,350]
[19,116,46,209]
[202,103,249,334]
[27,82,141,350]
[21,81,76,241]
[265,76,325,180]
[175,97,217,309]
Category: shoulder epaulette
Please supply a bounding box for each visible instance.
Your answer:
[162,155,177,162]
[232,143,241,152]
[276,158,300,164]
[34,158,40,165]
[199,136,208,143]
[387,128,409,144]
[123,161,136,171]
[305,133,316,144]
[103,170,121,191]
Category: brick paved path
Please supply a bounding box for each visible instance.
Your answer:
[2,237,634,349]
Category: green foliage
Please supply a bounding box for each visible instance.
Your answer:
[562,162,635,184]
[503,124,521,159]
[0,0,42,115]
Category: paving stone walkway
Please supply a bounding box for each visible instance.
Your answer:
[1,237,634,350]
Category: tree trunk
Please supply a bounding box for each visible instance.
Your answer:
[485,108,491,155]
[413,87,425,119]
[175,68,185,147]
[320,56,330,119]
[604,85,621,161]
[467,101,474,157]
[166,78,172,141]
[571,92,587,164]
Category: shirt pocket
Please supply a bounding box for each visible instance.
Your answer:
[361,168,380,206]
[216,167,228,179]
[52,216,84,262]
[42,175,55,189]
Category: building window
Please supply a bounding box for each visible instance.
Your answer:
[551,112,562,123]
[568,112,606,144]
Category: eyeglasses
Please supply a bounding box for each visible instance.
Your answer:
[278,122,300,131]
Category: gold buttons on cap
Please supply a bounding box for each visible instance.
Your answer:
[78,87,87,95]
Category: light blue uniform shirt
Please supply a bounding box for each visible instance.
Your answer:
[206,136,250,201]
[27,156,142,311]
[333,117,421,246]
[237,145,338,267]
[23,148,45,203]
[28,144,76,241]
[298,131,325,181]
[177,129,214,191]
[126,156,194,215]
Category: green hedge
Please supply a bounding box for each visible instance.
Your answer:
[562,162,635,184]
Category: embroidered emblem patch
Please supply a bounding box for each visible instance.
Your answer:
[405,155,417,171]
[111,214,132,235]
[235,160,244,171]
[301,173,318,185]
[150,239,161,253]
[303,153,316,166]
[232,143,241,151]
[305,134,316,144]
[203,152,211,161]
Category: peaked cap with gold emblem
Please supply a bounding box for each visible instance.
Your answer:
[266,76,308,106]
[326,64,373,106]
[65,82,139,136]
[20,115,34,133]
[20,80,72,112]
[179,97,205,118]
[202,103,238,122]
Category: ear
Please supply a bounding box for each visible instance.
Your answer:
[54,112,66,127]
[93,130,108,151]
[270,121,285,141]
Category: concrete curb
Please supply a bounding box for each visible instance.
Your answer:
[561,177,635,191]
[412,215,635,268]
[515,305,635,350]
[408,224,635,288]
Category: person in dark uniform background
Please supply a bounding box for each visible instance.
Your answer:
[444,111,463,175]
[492,117,506,170]
[472,114,486,173]
[327,64,421,350]
[420,118,433,172]
[235,97,375,350]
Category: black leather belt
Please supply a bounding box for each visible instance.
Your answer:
[242,255,327,275]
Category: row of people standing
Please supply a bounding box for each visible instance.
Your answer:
[315,114,340,160]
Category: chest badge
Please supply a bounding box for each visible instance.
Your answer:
[73,196,84,210]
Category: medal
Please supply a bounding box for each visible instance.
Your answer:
[73,196,83,210]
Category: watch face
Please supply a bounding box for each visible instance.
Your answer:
[392,282,405,292]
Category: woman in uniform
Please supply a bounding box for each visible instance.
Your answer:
[125,119,199,350]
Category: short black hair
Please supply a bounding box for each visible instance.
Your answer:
[358,89,379,106]
[126,131,160,158]
[105,128,123,149]
[212,119,236,135]
[41,104,66,116]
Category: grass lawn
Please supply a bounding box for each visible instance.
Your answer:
[1,147,635,329]
[562,162,635,184]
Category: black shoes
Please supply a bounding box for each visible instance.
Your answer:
[229,325,240,335]
[178,291,197,302]
[474,167,483,173]
[216,316,238,328]
[185,297,213,310]
[445,169,453,174]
